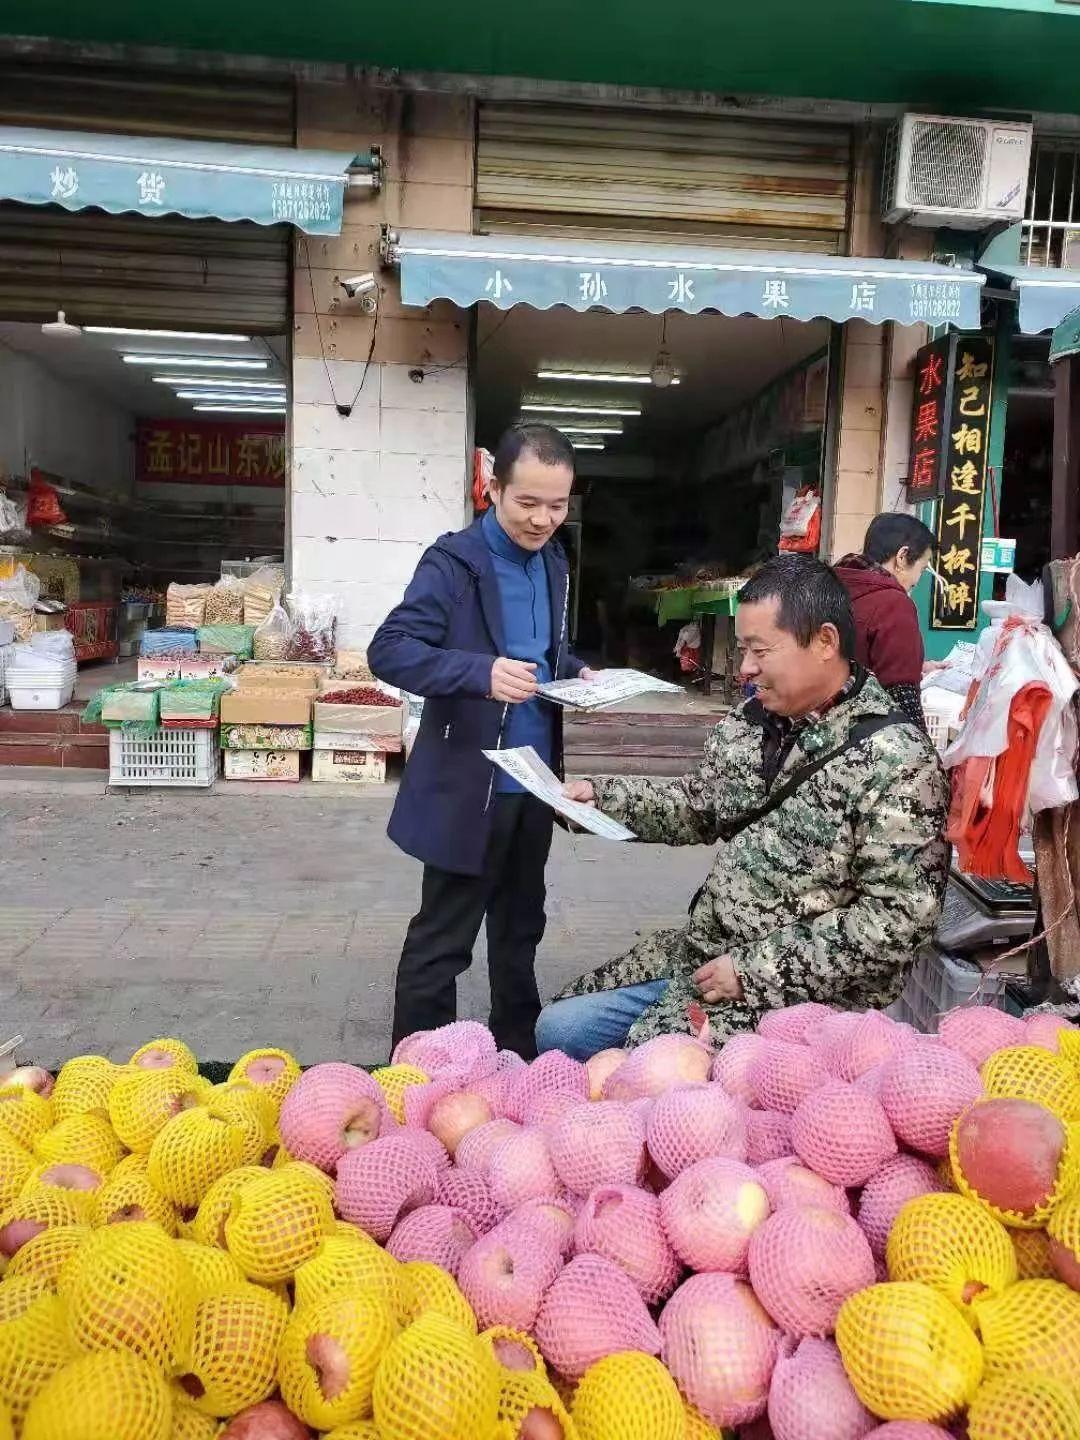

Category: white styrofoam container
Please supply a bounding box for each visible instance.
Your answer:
[0,621,14,646]
[109,728,218,787]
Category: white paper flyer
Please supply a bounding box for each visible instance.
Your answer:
[481,746,636,841]
[537,667,682,711]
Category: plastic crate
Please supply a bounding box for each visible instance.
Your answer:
[888,945,1007,1034]
[109,728,219,787]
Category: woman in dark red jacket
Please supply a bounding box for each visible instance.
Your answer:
[835,513,936,730]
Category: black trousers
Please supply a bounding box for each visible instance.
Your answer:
[393,793,554,1059]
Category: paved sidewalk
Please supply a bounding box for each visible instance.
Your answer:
[0,783,709,1068]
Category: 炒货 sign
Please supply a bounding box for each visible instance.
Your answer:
[136,419,285,487]
[927,336,995,631]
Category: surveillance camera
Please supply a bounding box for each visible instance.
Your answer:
[340,273,378,300]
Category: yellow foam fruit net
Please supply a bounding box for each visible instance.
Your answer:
[0,1091,54,1152]
[50,1057,118,1124]
[477,1327,545,1380]
[495,1367,577,1440]
[835,1281,984,1421]
[1046,1193,1080,1272]
[227,1050,302,1112]
[190,1166,265,1249]
[278,1288,399,1428]
[129,1038,198,1074]
[0,1398,11,1440]
[4,1224,90,1289]
[147,1107,246,1209]
[982,1046,1080,1122]
[682,1404,725,1440]
[974,1277,1080,1388]
[206,1085,277,1166]
[0,1134,34,1210]
[1008,1226,1056,1280]
[179,1282,288,1418]
[886,1192,1017,1322]
[173,1239,246,1299]
[373,1311,499,1440]
[20,1349,172,1440]
[397,1260,477,1334]
[967,1373,1080,1440]
[21,1170,98,1227]
[223,1166,335,1284]
[294,1230,401,1312]
[34,1113,124,1177]
[59,1221,195,1375]
[284,1158,336,1207]
[1060,1028,1080,1075]
[108,1068,210,1154]
[166,1390,222,1440]
[322,1424,383,1440]
[94,1154,177,1234]
[0,1295,73,1430]
[371,1065,430,1126]
[0,1182,88,1243]
[949,1102,1080,1229]
[571,1352,684,1440]
[0,1278,52,1327]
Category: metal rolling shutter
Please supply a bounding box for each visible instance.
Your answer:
[477,104,852,254]
[0,60,294,332]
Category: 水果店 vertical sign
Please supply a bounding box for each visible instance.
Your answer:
[906,335,994,631]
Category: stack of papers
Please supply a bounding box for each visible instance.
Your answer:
[538,668,682,711]
[482,746,635,841]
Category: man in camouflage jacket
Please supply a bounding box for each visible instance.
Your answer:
[536,555,949,1054]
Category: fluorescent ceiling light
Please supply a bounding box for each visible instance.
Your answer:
[537,369,679,386]
[123,354,268,369]
[521,403,641,418]
[176,391,286,402]
[555,424,622,436]
[152,376,285,390]
[193,404,286,414]
[86,327,252,342]
[572,442,605,450]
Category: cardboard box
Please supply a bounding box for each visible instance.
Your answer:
[223,749,301,781]
[236,662,326,690]
[313,700,403,737]
[312,729,403,753]
[138,657,182,682]
[221,723,312,751]
[312,748,387,784]
[219,689,313,725]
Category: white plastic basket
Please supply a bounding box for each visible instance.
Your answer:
[6,664,76,710]
[109,727,219,787]
[888,946,1007,1033]
[923,689,965,756]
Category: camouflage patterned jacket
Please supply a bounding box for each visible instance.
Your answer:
[556,671,949,1045]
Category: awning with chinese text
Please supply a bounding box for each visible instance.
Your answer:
[388,230,985,327]
[0,127,377,236]
[982,262,1080,335]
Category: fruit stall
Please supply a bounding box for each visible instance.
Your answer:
[0,1005,1078,1440]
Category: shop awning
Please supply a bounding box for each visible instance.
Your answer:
[981,262,1080,336]
[0,126,379,236]
[387,230,985,327]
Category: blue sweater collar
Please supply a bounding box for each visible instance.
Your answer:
[482,506,538,567]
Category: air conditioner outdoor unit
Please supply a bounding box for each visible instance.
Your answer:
[882,114,1032,229]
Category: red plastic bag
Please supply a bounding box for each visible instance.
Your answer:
[473,448,493,513]
[26,470,67,528]
[778,487,820,554]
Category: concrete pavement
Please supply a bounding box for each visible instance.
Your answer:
[0,782,709,1068]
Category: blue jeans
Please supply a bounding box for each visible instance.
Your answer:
[534,981,668,1060]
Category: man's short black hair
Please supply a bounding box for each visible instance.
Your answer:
[739,554,857,662]
[862,512,936,566]
[492,424,575,489]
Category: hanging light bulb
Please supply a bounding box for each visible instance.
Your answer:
[650,313,678,388]
[41,309,82,338]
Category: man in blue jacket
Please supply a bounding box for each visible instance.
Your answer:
[368,423,590,1057]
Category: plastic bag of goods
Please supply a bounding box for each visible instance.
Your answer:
[0,492,27,535]
[286,590,336,662]
[165,583,210,630]
[242,565,284,627]
[196,624,255,658]
[674,623,701,675]
[252,602,293,661]
[0,564,39,642]
[203,574,245,625]
[334,648,374,682]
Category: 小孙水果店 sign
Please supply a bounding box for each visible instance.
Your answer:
[136,419,285,487]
